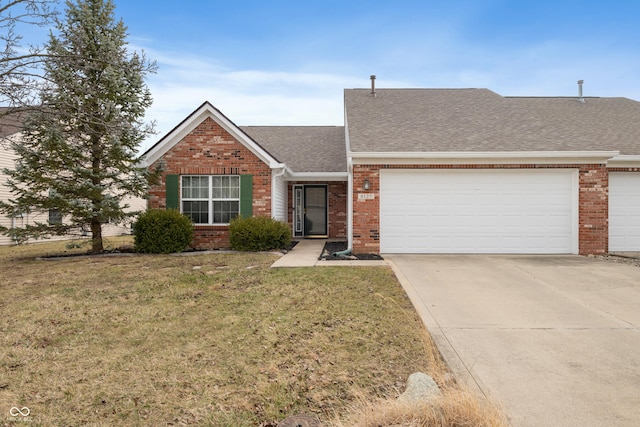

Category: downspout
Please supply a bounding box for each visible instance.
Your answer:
[331,247,352,257]
[10,209,20,244]
[343,156,354,255]
[332,158,353,258]
[344,101,354,256]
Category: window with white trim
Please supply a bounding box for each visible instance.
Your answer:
[48,209,62,225]
[48,189,62,225]
[181,175,240,224]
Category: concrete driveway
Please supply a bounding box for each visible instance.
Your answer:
[386,255,640,427]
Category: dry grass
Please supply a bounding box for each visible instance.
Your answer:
[329,326,507,427]
[0,238,506,426]
[332,388,506,427]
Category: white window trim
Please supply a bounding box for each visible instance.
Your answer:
[181,175,240,225]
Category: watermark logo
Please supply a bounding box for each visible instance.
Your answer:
[9,406,30,417]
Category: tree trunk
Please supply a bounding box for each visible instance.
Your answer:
[91,131,103,253]
[91,217,103,253]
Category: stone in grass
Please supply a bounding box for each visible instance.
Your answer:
[398,372,442,403]
[277,414,320,427]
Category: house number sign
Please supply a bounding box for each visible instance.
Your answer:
[358,193,375,200]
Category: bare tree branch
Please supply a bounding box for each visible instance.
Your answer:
[0,0,58,111]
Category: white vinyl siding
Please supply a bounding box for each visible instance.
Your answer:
[1,134,145,246]
[0,141,19,245]
[272,171,287,222]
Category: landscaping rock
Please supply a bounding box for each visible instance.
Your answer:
[398,372,442,403]
[277,414,320,427]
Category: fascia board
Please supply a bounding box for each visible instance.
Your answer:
[344,109,351,155]
[285,172,348,182]
[141,103,281,169]
[607,155,640,168]
[349,151,620,165]
[141,108,209,167]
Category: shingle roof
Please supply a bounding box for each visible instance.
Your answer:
[0,107,26,138]
[240,126,346,172]
[345,88,640,155]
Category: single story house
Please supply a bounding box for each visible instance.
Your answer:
[141,79,640,255]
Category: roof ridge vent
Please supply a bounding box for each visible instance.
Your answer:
[370,75,377,97]
[577,80,585,103]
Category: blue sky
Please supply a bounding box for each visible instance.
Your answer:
[26,1,640,150]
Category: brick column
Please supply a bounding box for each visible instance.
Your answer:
[578,165,608,255]
[352,165,380,253]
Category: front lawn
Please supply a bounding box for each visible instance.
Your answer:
[0,239,503,426]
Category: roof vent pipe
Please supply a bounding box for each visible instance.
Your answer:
[577,80,585,103]
[370,75,377,97]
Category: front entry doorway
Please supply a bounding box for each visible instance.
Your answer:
[294,185,328,237]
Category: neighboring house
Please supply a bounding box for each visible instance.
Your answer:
[0,111,145,246]
[141,81,640,255]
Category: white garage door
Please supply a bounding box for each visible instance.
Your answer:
[609,173,640,252]
[380,169,578,254]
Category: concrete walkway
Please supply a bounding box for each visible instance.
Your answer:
[270,239,387,268]
[387,254,640,427]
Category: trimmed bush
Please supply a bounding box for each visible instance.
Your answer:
[229,216,291,251]
[134,209,194,254]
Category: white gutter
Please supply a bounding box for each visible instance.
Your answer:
[607,155,640,167]
[350,150,620,164]
[345,107,353,253]
[273,166,287,178]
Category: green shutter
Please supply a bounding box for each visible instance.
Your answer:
[239,174,253,217]
[166,174,179,210]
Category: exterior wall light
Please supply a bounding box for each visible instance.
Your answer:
[363,178,370,190]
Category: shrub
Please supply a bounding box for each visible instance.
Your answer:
[229,216,291,251]
[134,209,194,254]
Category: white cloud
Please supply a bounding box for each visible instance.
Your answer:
[138,35,640,153]
[139,50,373,151]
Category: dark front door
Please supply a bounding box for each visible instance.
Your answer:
[304,185,327,236]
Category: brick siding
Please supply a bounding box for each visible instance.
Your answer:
[148,116,638,255]
[352,163,617,255]
[578,165,608,255]
[352,165,381,253]
[147,117,272,249]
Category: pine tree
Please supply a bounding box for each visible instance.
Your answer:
[0,0,156,252]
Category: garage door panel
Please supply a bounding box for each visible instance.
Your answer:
[609,173,640,251]
[380,170,577,254]
[429,215,453,227]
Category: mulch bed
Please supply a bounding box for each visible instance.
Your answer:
[319,241,384,261]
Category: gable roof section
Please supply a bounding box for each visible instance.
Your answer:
[344,88,640,156]
[141,101,283,169]
[240,126,346,173]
